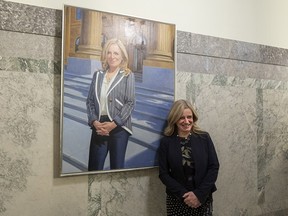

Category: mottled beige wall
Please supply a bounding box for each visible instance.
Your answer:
[1,1,288,216]
[176,32,288,216]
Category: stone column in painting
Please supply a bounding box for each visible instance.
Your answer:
[67,9,103,75]
[77,10,103,57]
[146,22,174,63]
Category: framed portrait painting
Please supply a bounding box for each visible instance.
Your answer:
[60,5,175,176]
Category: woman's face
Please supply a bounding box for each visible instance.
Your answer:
[176,108,193,135]
[106,43,123,71]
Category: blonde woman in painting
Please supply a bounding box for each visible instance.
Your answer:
[86,38,135,171]
[158,99,220,215]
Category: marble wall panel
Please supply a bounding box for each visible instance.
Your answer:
[88,170,166,216]
[198,85,258,216]
[177,32,288,216]
[178,72,258,215]
[0,71,88,216]
[0,2,88,214]
[257,90,288,212]
[177,31,288,66]
[177,53,288,82]
[0,0,62,37]
[0,30,62,60]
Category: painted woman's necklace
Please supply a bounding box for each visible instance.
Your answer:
[105,71,116,83]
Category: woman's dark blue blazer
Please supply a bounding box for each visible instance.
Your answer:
[158,132,220,204]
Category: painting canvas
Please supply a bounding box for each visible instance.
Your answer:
[60,5,175,176]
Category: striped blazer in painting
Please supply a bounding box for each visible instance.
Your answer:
[86,69,135,134]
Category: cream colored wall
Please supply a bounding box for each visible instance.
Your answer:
[8,0,288,49]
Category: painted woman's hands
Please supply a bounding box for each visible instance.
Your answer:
[93,121,117,136]
[101,121,117,135]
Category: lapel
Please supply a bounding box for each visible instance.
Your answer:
[107,70,125,96]
[95,70,104,99]
[190,134,201,157]
[170,135,185,173]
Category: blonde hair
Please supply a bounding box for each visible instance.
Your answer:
[164,99,205,136]
[101,38,131,75]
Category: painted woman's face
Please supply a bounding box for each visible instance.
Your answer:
[176,108,193,135]
[107,43,123,71]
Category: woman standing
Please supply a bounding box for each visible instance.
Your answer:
[158,99,220,215]
[86,38,135,171]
